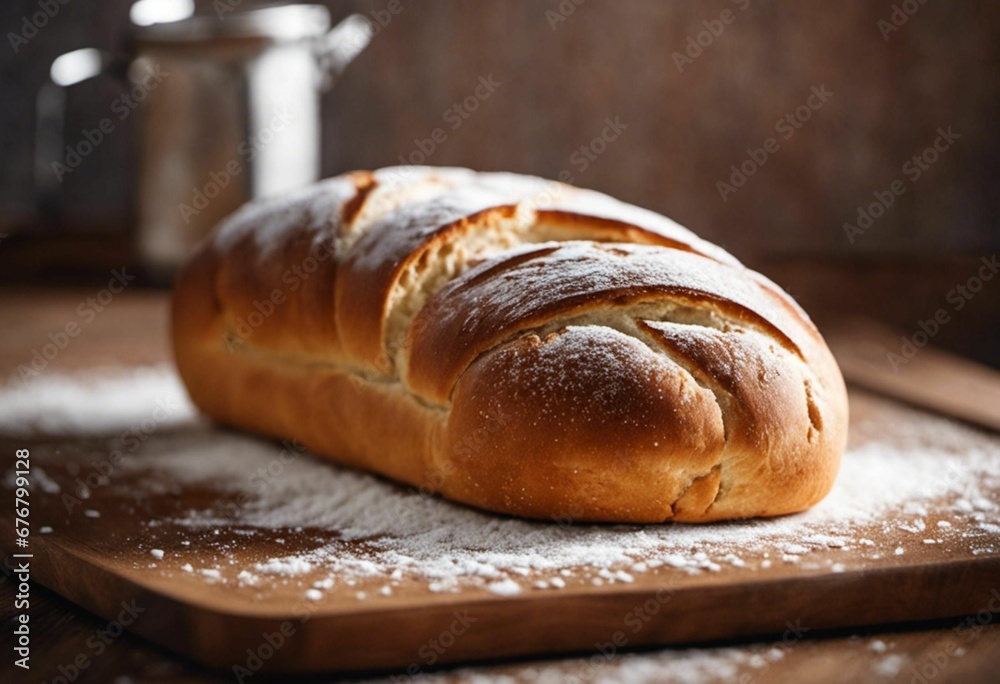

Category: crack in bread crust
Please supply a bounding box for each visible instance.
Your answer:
[406,241,809,407]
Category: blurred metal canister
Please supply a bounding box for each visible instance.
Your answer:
[38,2,370,281]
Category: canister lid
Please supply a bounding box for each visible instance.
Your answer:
[130,1,332,43]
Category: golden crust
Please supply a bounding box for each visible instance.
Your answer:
[172,166,848,523]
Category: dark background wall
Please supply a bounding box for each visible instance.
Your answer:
[2,0,998,261]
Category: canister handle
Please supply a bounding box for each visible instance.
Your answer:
[314,14,372,92]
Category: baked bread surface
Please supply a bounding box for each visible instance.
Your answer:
[172,166,848,523]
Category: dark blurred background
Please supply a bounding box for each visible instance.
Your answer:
[1,0,998,365]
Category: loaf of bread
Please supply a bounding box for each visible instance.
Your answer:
[172,166,848,523]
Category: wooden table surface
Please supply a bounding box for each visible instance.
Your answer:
[1,289,999,684]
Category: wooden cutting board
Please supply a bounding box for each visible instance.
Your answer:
[2,388,998,676]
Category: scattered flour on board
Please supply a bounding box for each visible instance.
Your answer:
[351,640,791,684]
[2,366,998,598]
[0,366,195,436]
